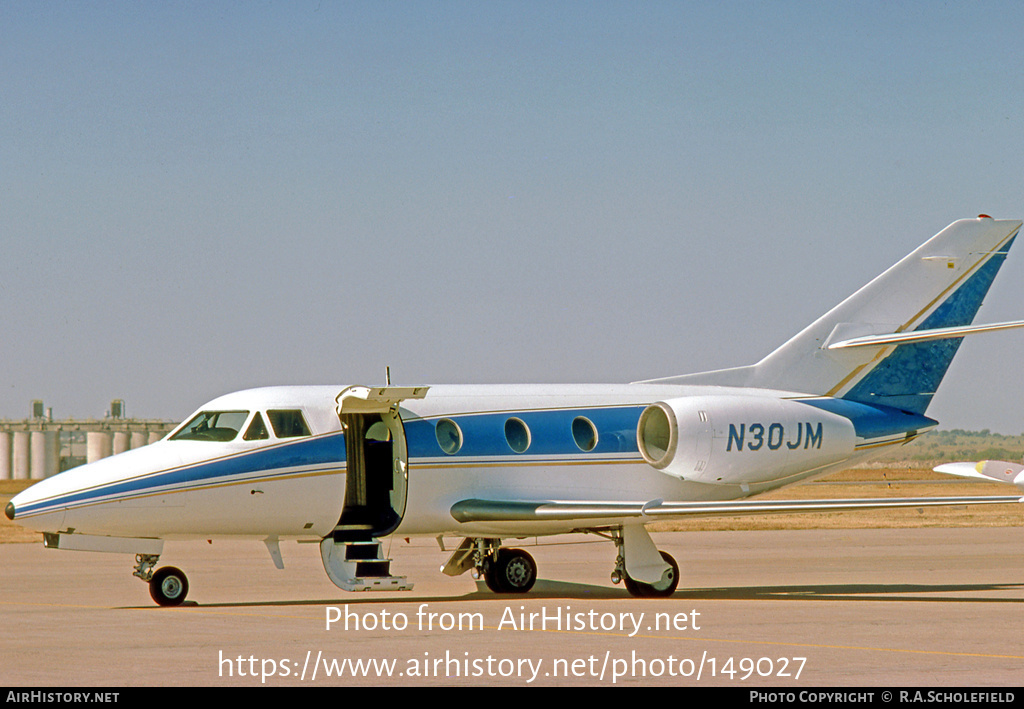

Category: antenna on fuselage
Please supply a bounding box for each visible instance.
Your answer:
[385,366,391,386]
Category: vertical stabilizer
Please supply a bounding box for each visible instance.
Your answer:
[644,217,1021,414]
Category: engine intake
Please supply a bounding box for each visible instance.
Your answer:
[637,395,856,485]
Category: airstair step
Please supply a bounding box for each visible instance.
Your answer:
[320,539,414,592]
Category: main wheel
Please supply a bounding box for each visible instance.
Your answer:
[484,548,537,593]
[149,566,189,607]
[623,551,678,598]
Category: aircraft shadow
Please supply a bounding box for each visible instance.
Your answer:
[123,579,1024,610]
[670,581,1024,603]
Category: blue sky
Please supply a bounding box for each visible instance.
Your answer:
[3,1,1024,431]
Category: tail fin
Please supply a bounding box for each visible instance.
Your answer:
[644,216,1022,414]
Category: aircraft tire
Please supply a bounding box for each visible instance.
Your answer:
[482,559,504,593]
[624,551,678,598]
[149,566,189,607]
[486,548,537,593]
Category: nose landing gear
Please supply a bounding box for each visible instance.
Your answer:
[149,566,189,606]
[484,547,538,594]
[134,554,190,607]
[445,538,539,593]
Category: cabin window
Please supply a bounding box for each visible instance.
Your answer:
[504,417,531,453]
[267,410,311,438]
[243,412,269,441]
[435,418,463,454]
[171,411,249,442]
[572,416,598,452]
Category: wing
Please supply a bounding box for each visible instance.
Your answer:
[450,495,1023,523]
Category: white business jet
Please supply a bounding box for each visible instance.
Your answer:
[8,216,1024,606]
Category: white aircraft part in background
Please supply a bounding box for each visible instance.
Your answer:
[7,216,1024,605]
[935,460,1024,489]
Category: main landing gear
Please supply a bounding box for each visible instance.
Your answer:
[134,554,190,607]
[443,525,679,597]
[616,550,679,598]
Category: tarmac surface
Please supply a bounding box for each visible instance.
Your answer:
[2,527,1023,687]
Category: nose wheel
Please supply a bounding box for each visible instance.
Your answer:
[133,555,189,606]
[149,566,189,606]
[484,548,537,593]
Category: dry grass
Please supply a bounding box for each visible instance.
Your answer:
[2,468,1020,544]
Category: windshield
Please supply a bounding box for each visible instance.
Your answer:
[170,411,250,442]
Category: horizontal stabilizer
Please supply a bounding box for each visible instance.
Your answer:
[827,320,1024,350]
[934,461,1024,489]
[450,495,1022,523]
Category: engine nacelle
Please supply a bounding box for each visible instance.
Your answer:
[637,395,856,485]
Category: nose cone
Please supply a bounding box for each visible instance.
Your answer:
[6,441,187,536]
[7,478,67,533]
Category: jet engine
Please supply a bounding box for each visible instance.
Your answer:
[637,396,856,485]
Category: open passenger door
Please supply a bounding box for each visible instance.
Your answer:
[332,385,428,540]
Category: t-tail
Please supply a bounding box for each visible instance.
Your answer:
[644,216,1023,415]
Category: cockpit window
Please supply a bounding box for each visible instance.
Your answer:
[267,410,311,438]
[243,412,269,441]
[171,411,249,442]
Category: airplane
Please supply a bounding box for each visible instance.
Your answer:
[7,215,1024,607]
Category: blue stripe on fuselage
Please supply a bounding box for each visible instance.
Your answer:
[18,432,347,515]
[404,406,644,458]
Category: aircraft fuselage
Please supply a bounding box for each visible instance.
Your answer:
[8,382,934,542]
